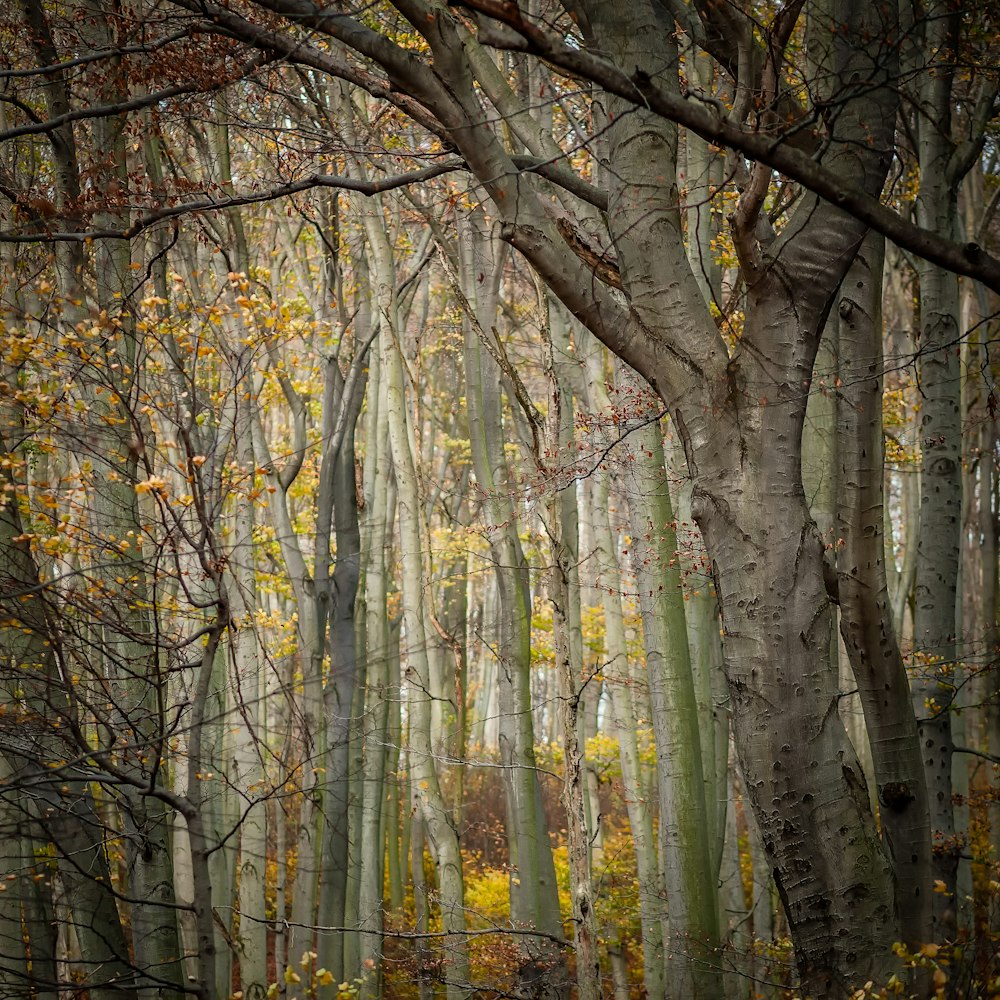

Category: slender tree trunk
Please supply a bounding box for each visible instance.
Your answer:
[622,402,721,998]
[582,343,668,998]
[541,298,600,1000]
[358,325,391,996]
[227,362,269,999]
[315,346,365,981]
[910,3,964,936]
[834,233,933,949]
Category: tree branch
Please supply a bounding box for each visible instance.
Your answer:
[0,161,468,241]
[453,0,1000,295]
[0,24,199,79]
[953,745,1000,766]
[0,152,606,242]
[0,71,261,143]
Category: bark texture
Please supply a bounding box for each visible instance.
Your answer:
[835,233,932,948]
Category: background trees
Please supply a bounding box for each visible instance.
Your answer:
[0,1,998,998]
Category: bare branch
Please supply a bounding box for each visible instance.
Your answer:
[0,69,263,143]
[0,24,199,79]
[0,160,468,242]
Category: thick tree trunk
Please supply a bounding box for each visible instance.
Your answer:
[699,468,895,994]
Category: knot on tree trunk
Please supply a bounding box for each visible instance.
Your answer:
[879,781,915,810]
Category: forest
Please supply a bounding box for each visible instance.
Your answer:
[0,1,998,999]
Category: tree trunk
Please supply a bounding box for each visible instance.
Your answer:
[834,232,933,948]
[911,0,965,936]
[623,403,721,998]
[357,322,391,996]
[583,344,668,1000]
[227,363,269,1000]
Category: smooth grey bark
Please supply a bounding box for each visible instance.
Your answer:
[387,0,904,989]
[182,627,232,1000]
[315,346,365,981]
[552,312,606,865]
[384,612,404,915]
[201,649,236,1000]
[908,0,975,935]
[674,76,733,895]
[717,759,752,999]
[834,232,933,948]
[226,360,269,1000]
[409,781,432,1000]
[539,295,600,1000]
[808,280,879,816]
[581,344,668,999]
[670,436,731,885]
[620,396,721,998]
[357,321,391,996]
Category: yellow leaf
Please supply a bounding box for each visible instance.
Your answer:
[135,475,168,496]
